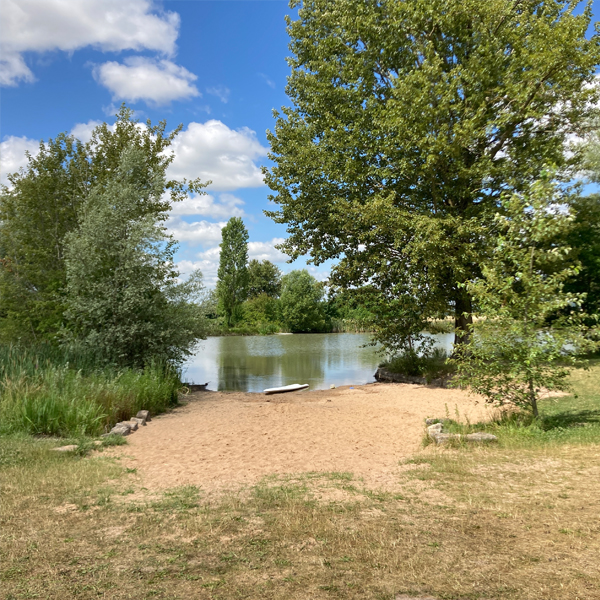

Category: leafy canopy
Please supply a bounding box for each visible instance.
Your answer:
[0,105,207,344]
[265,0,600,351]
[452,176,598,416]
[247,259,282,299]
[64,146,208,367]
[279,269,326,333]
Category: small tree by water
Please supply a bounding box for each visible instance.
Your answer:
[451,177,599,417]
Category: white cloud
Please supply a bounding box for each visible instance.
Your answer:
[70,120,104,144]
[93,57,199,105]
[177,246,222,286]
[166,217,225,246]
[0,136,39,185]
[1,0,180,86]
[206,85,230,103]
[170,192,245,219]
[168,121,268,191]
[248,238,289,263]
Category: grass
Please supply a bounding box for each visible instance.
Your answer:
[425,360,600,449]
[0,364,598,599]
[0,344,182,437]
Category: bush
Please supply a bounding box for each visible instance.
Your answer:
[381,347,453,382]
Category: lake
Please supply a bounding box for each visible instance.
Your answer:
[182,332,454,392]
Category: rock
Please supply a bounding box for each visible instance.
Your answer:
[330,384,336,389]
[108,424,131,436]
[432,433,461,445]
[427,423,444,439]
[136,410,150,422]
[465,432,498,443]
[93,440,103,446]
[51,444,78,452]
[130,416,146,426]
[425,418,451,425]
[116,420,138,432]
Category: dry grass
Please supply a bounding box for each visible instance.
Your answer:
[1,365,599,600]
[2,444,599,599]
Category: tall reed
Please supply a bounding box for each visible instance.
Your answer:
[0,345,181,437]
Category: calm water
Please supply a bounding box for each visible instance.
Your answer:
[182,332,453,393]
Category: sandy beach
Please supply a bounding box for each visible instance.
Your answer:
[112,383,494,493]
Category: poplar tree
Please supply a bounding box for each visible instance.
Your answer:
[217,217,249,326]
[265,0,600,353]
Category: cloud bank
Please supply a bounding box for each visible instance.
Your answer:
[1,0,180,86]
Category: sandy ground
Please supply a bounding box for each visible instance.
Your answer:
[112,383,495,493]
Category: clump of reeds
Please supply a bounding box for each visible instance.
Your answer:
[0,344,181,437]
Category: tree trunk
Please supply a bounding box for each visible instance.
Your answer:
[453,290,473,351]
[529,379,539,418]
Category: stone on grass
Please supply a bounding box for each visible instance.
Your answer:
[465,432,498,443]
[52,444,78,452]
[136,410,150,422]
[432,433,461,445]
[118,420,138,432]
[427,423,443,438]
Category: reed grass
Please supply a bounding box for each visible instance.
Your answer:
[0,344,181,437]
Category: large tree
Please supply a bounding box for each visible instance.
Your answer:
[0,105,204,343]
[216,217,249,327]
[247,259,282,298]
[265,0,600,352]
[279,269,327,332]
[452,176,597,417]
[64,146,208,367]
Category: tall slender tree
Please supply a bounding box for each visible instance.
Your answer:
[265,0,600,353]
[217,217,249,326]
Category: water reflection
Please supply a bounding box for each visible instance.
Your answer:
[182,332,454,393]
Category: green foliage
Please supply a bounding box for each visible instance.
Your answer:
[451,177,599,416]
[0,345,180,437]
[564,194,600,316]
[217,217,249,327]
[265,0,600,351]
[64,146,207,368]
[247,259,282,298]
[242,293,280,325]
[381,347,452,382]
[0,134,89,342]
[279,270,327,333]
[0,105,206,345]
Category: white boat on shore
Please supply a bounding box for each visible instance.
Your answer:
[264,383,309,395]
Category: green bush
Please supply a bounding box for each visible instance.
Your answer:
[381,347,453,382]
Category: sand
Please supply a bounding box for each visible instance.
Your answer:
[112,383,494,493]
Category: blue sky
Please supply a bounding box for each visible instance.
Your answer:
[0,0,321,287]
[1,1,599,287]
